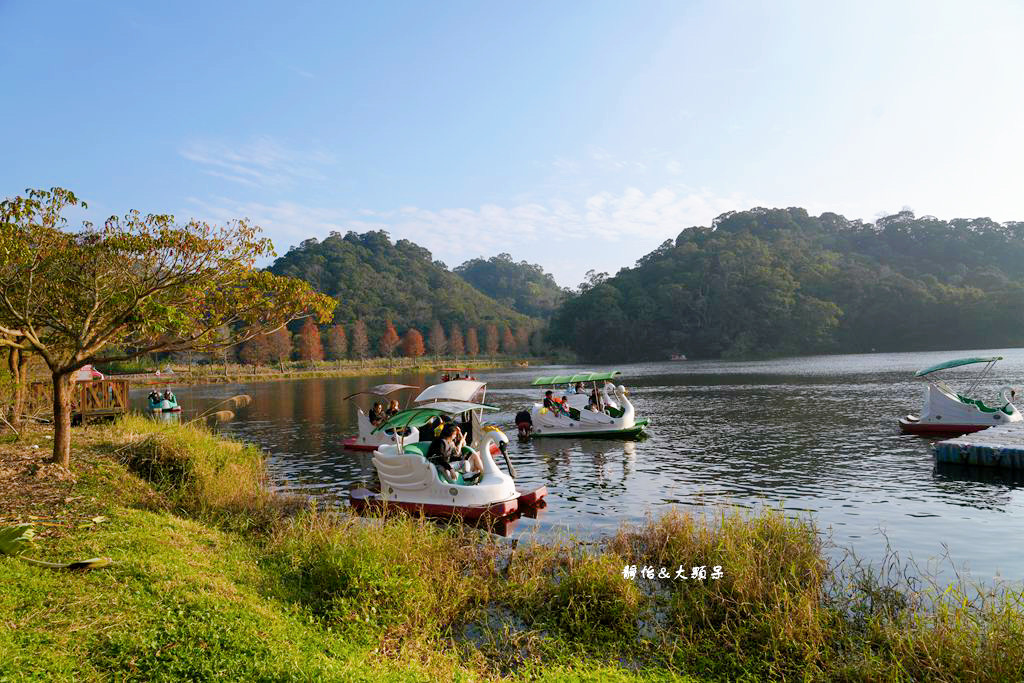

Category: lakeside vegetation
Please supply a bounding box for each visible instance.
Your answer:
[551,208,1024,361]
[3,417,1024,681]
[105,357,536,387]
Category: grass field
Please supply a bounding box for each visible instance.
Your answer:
[2,418,1023,681]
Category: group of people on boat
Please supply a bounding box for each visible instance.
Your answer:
[147,389,176,404]
[424,422,484,485]
[367,399,401,427]
[441,372,475,382]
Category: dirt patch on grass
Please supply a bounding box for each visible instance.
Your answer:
[0,426,109,540]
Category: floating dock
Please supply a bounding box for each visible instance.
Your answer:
[934,423,1024,468]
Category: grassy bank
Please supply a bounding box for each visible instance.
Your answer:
[3,419,1024,681]
[103,357,537,387]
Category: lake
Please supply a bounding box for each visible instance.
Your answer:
[132,348,1024,582]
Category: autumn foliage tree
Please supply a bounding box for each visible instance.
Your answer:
[466,327,480,357]
[427,320,447,358]
[325,324,347,362]
[402,328,425,358]
[0,188,334,467]
[449,325,465,358]
[501,325,516,354]
[515,326,531,354]
[379,320,400,359]
[267,328,293,370]
[350,320,369,360]
[239,332,272,366]
[296,319,324,366]
[485,324,500,357]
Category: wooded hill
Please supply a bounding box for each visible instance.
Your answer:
[268,231,534,335]
[550,208,1024,361]
[454,253,568,318]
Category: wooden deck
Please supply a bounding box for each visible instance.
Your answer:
[27,378,130,423]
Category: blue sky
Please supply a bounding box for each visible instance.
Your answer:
[3,0,1023,287]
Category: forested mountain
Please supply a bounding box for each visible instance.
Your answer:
[268,231,531,334]
[550,208,1024,361]
[454,254,568,318]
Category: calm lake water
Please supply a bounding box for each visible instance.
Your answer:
[132,348,1024,582]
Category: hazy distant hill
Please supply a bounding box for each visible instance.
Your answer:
[550,207,1024,361]
[268,231,532,333]
[454,253,568,318]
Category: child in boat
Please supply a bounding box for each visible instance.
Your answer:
[543,390,562,415]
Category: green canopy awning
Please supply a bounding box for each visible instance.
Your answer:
[371,401,498,433]
[532,371,621,386]
[915,356,1003,377]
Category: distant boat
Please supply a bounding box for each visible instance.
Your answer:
[670,354,687,361]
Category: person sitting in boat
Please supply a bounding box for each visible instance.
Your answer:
[442,373,451,382]
[543,390,563,415]
[426,424,481,484]
[515,410,532,437]
[148,389,161,403]
[385,399,400,418]
[573,382,584,394]
[586,395,601,412]
[368,401,386,427]
[162,389,176,403]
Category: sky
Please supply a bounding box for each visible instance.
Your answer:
[3,0,1024,288]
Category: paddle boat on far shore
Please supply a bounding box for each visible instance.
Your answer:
[517,371,649,439]
[341,383,421,451]
[899,356,1021,436]
[147,389,182,413]
[349,400,547,519]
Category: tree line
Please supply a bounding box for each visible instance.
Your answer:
[550,207,1024,361]
[237,318,537,367]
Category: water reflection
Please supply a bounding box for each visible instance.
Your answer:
[130,347,1024,579]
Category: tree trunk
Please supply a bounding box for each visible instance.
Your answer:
[50,371,73,468]
[6,348,29,430]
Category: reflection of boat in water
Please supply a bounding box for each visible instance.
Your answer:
[520,371,649,439]
[898,357,1020,436]
[341,384,421,451]
[350,400,547,520]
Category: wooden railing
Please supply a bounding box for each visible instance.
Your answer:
[26,378,130,422]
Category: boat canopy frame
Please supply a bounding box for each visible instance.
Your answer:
[342,384,420,401]
[372,401,499,450]
[531,371,621,386]
[914,356,1004,397]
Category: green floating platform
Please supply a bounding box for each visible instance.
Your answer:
[934,423,1024,468]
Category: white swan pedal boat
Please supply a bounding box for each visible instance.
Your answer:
[520,371,649,438]
[341,383,421,451]
[349,401,547,520]
[899,356,1021,436]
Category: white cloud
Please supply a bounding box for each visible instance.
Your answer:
[179,137,334,188]
[185,184,752,286]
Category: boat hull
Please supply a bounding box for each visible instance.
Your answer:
[148,399,181,413]
[532,421,648,439]
[349,486,546,520]
[899,416,991,436]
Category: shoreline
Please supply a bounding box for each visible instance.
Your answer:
[105,357,540,388]
[3,419,1023,680]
